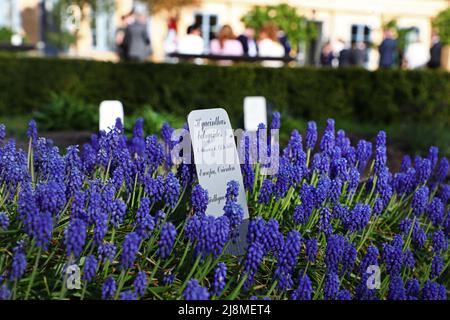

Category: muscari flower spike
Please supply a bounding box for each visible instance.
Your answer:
[134,271,147,297]
[82,255,98,282]
[9,245,27,281]
[101,276,116,300]
[212,262,227,297]
[183,279,210,300]
[158,222,177,260]
[291,273,313,300]
[191,185,208,216]
[120,232,141,269]
[65,218,87,258]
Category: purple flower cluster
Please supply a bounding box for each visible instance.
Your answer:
[158,222,177,259]
[274,231,302,290]
[9,245,27,281]
[382,235,404,276]
[212,262,227,296]
[121,232,141,269]
[305,238,317,263]
[185,215,230,258]
[0,212,9,230]
[183,279,210,300]
[98,243,117,263]
[133,271,147,297]
[65,218,87,258]
[1,115,449,300]
[247,217,284,256]
[243,241,265,289]
[102,276,117,300]
[135,197,155,239]
[82,255,98,282]
[291,273,313,300]
[191,185,209,216]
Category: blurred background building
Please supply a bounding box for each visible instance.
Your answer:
[0,0,448,69]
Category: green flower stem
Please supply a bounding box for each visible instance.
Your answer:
[149,258,161,284]
[27,137,35,186]
[226,272,249,300]
[379,274,390,299]
[195,255,213,280]
[24,247,42,300]
[357,214,380,252]
[12,280,17,300]
[266,279,278,296]
[312,271,326,300]
[80,280,88,300]
[178,255,201,297]
[104,157,112,182]
[114,269,127,300]
[252,164,261,202]
[131,172,139,209]
[403,215,416,252]
[175,243,191,273]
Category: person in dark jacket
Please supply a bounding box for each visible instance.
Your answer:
[338,47,352,67]
[237,27,258,57]
[123,10,151,61]
[278,31,291,56]
[350,41,367,67]
[428,32,442,69]
[378,28,397,68]
[116,13,133,61]
[320,42,334,66]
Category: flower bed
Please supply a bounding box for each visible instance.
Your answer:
[0,115,448,300]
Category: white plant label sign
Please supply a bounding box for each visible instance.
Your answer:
[99,100,124,132]
[188,108,249,219]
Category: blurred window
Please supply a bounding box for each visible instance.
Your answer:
[194,13,219,53]
[91,1,116,51]
[0,0,21,32]
[351,24,371,44]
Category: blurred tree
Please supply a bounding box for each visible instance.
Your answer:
[241,3,317,53]
[0,27,14,44]
[433,7,450,45]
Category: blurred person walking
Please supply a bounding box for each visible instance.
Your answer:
[164,17,178,58]
[123,9,151,62]
[210,25,243,56]
[428,31,442,69]
[338,42,352,67]
[116,13,133,61]
[258,24,285,67]
[350,41,367,67]
[378,28,397,68]
[237,26,258,57]
[320,41,334,66]
[177,24,204,55]
[278,30,292,57]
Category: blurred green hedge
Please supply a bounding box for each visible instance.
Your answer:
[0,57,449,127]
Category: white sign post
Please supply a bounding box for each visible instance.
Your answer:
[243,96,267,131]
[188,108,249,254]
[99,101,124,132]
